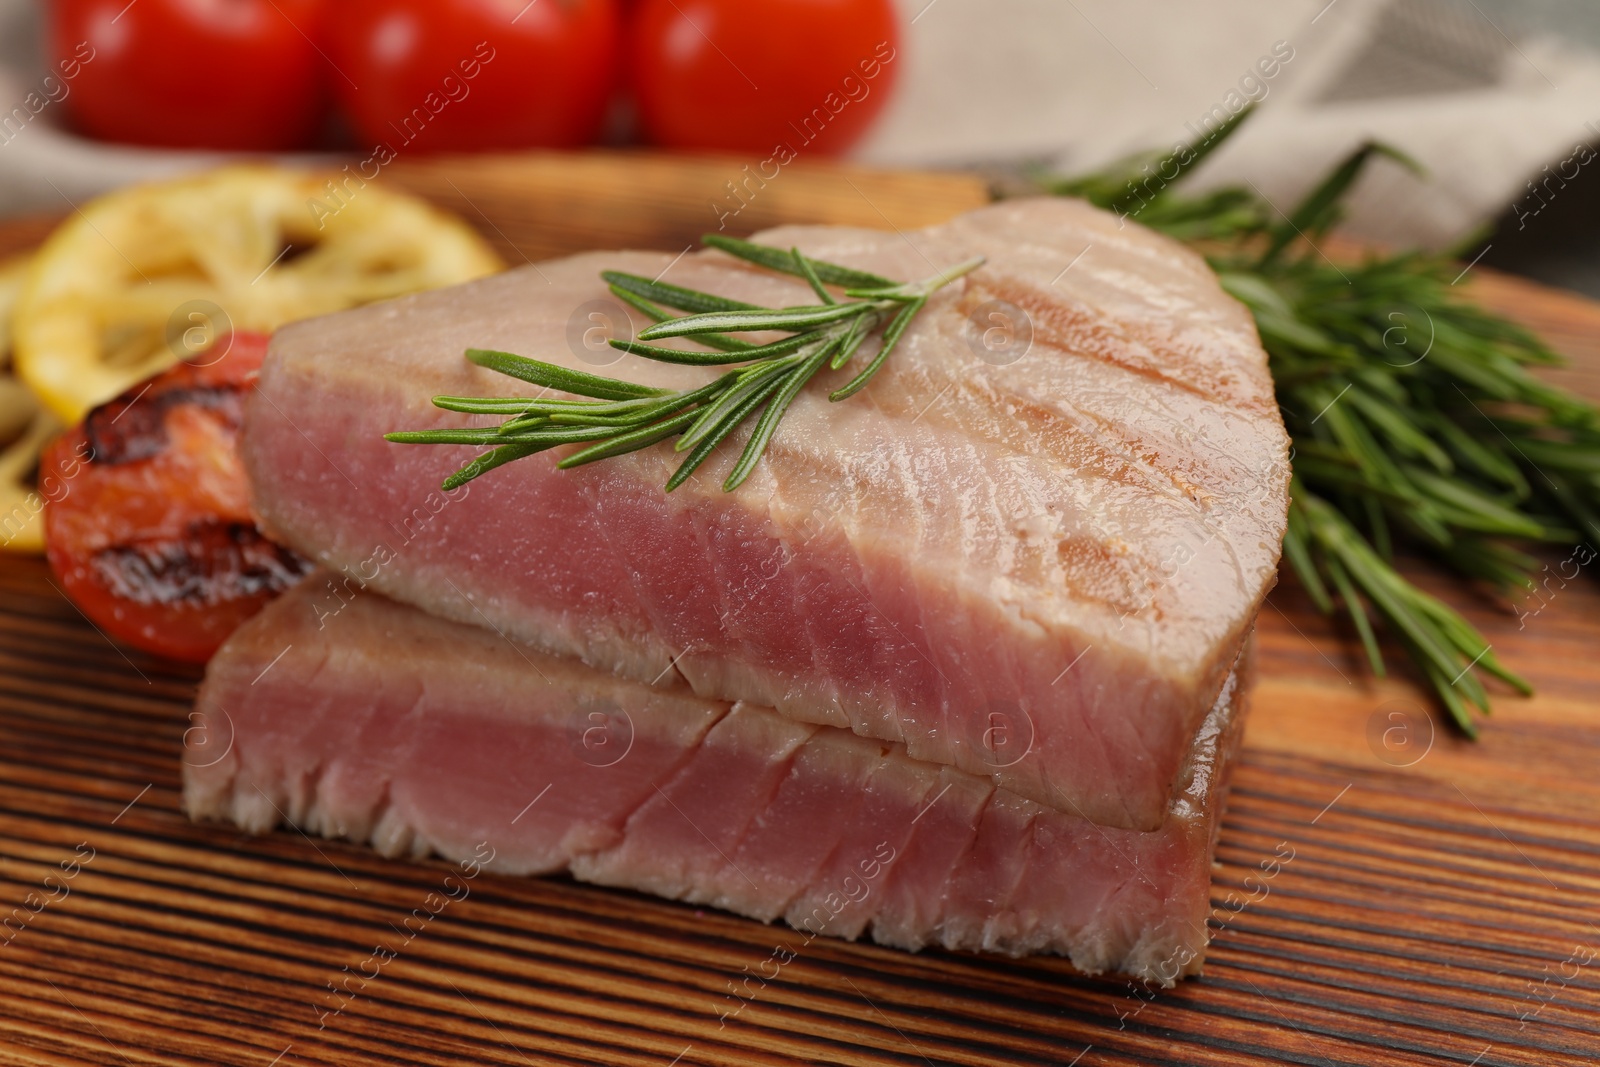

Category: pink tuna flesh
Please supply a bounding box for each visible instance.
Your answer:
[184,575,1248,983]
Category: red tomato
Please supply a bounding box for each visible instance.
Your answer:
[48,0,328,151]
[43,333,312,664]
[629,0,900,155]
[325,0,620,153]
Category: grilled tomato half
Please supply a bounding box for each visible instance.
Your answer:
[42,331,311,663]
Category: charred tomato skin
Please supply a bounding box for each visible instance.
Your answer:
[43,333,312,663]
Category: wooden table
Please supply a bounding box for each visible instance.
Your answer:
[0,154,1596,1067]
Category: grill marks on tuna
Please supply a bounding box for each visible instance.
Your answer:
[241,198,1288,832]
[185,578,1247,983]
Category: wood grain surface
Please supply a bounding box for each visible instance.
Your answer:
[1,154,1598,1067]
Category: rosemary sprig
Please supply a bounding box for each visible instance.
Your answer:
[387,237,984,493]
[1041,110,1600,734]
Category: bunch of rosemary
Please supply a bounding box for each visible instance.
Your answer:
[1043,109,1600,733]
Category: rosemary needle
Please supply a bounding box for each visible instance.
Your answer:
[387,237,984,494]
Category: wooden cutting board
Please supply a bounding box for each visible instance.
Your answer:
[1,154,1598,1067]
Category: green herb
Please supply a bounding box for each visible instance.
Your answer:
[1040,108,1600,734]
[387,237,983,494]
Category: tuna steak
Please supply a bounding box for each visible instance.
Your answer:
[184,576,1248,983]
[242,198,1288,830]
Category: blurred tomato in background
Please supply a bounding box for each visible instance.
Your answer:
[41,0,899,155]
[325,0,621,152]
[628,0,899,155]
[49,0,328,150]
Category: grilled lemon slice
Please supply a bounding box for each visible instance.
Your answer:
[13,166,503,424]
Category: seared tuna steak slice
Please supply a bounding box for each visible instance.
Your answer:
[242,198,1286,829]
[185,575,1248,983]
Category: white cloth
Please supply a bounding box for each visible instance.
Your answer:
[860,0,1600,248]
[3,0,1599,249]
